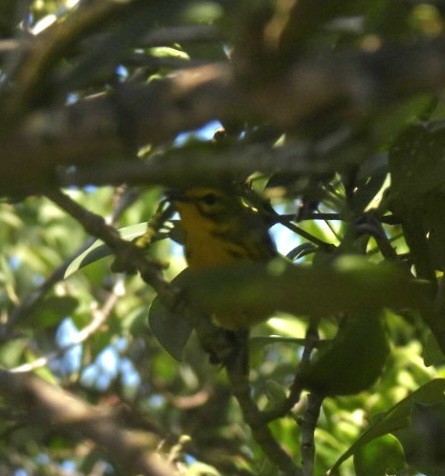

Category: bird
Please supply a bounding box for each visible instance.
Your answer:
[168,185,276,329]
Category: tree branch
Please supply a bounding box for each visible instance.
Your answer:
[3,37,445,194]
[10,279,121,374]
[3,187,139,337]
[223,335,303,475]
[3,0,150,118]
[45,188,176,300]
[300,392,324,476]
[0,369,174,476]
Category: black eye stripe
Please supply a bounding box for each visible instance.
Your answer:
[200,193,219,205]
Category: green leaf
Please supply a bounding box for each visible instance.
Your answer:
[397,402,445,476]
[298,310,389,395]
[353,434,405,476]
[0,338,28,367]
[330,379,445,472]
[148,269,193,361]
[33,296,79,327]
[424,196,445,271]
[189,256,423,318]
[423,331,445,367]
[64,222,148,278]
[390,121,445,210]
[264,379,288,406]
[184,462,221,476]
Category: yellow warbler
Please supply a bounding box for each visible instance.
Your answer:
[169,186,276,329]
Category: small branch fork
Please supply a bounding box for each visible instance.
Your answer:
[219,318,323,475]
[223,339,302,476]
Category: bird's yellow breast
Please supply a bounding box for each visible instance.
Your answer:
[175,200,247,268]
[171,187,276,329]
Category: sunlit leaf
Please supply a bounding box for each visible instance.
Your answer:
[330,379,445,471]
[353,434,405,476]
[64,222,149,278]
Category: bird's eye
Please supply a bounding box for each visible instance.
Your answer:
[200,193,220,205]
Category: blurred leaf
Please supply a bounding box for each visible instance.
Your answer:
[424,196,445,270]
[372,94,433,145]
[149,46,190,59]
[31,296,79,328]
[330,379,445,472]
[148,269,193,360]
[298,310,389,395]
[390,121,445,210]
[64,222,148,278]
[389,121,445,276]
[265,314,308,337]
[264,379,287,406]
[353,434,405,476]
[189,256,423,318]
[0,338,28,367]
[0,0,19,36]
[185,462,221,476]
[423,331,445,367]
[121,307,149,335]
[397,402,445,476]
[34,364,59,384]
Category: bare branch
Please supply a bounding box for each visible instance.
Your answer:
[300,392,323,476]
[3,0,150,118]
[0,24,222,57]
[3,37,445,194]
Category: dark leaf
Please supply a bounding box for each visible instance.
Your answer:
[148,269,193,360]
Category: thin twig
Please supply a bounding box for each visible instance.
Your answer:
[260,319,319,424]
[45,189,174,299]
[139,24,222,48]
[300,392,324,476]
[10,279,122,374]
[281,213,341,222]
[223,334,303,476]
[355,214,399,261]
[3,187,139,336]
[272,212,334,251]
[0,25,222,58]
[298,321,323,476]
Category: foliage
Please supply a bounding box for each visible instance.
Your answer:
[2,1,445,475]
